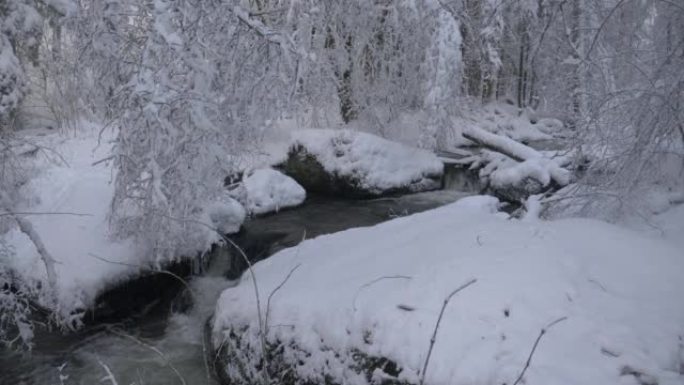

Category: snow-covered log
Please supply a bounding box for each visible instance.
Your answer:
[463,126,570,187]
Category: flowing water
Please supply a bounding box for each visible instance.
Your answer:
[0,188,472,385]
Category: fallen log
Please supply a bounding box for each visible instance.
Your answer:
[462,126,570,187]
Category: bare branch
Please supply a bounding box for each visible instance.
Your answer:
[512,316,568,385]
[420,278,477,385]
[352,275,412,312]
[0,211,92,218]
[265,263,301,335]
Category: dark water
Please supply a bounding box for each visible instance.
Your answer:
[0,189,471,385]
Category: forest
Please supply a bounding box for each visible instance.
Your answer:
[1,0,683,384]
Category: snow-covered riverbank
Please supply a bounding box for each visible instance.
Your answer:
[212,195,684,385]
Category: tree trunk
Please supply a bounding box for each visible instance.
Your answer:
[338,34,357,123]
[461,0,483,99]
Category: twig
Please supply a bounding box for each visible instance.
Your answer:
[587,278,607,293]
[156,214,269,385]
[87,253,194,296]
[352,275,412,312]
[420,278,477,385]
[107,327,187,385]
[511,316,568,385]
[265,263,301,335]
[97,358,120,385]
[92,155,116,167]
[0,211,92,217]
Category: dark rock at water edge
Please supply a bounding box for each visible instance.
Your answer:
[277,145,442,199]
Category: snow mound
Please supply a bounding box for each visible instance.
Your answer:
[286,129,444,196]
[213,196,684,385]
[234,168,306,215]
[205,194,246,234]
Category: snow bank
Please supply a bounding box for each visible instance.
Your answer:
[1,126,245,325]
[231,168,306,215]
[285,129,444,196]
[213,196,684,385]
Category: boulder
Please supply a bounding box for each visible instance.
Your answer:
[278,129,443,198]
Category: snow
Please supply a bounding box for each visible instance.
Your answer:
[1,125,245,324]
[463,125,545,161]
[213,195,684,385]
[489,157,570,189]
[290,129,444,194]
[449,104,562,148]
[235,168,306,215]
[462,125,571,191]
[205,194,246,234]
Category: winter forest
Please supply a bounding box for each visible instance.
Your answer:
[1,0,683,384]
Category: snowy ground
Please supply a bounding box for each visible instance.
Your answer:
[212,196,684,385]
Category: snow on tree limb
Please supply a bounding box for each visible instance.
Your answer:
[232,5,300,69]
[463,126,540,162]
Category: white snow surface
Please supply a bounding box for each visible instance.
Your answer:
[239,168,306,215]
[206,194,246,234]
[291,129,444,194]
[461,125,571,190]
[2,126,245,321]
[213,196,684,385]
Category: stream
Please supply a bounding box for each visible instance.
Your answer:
[0,185,472,385]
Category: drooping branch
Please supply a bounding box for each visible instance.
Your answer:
[0,192,58,298]
[512,316,568,385]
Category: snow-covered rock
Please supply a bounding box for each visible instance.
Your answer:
[280,129,444,198]
[206,195,246,234]
[212,196,684,385]
[230,168,307,215]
